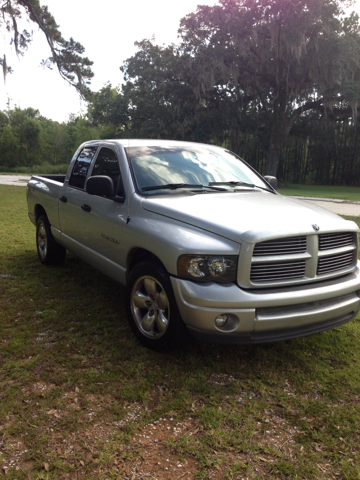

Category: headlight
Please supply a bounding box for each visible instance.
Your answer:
[178,255,238,282]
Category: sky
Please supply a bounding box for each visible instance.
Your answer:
[0,0,218,122]
[1,0,360,123]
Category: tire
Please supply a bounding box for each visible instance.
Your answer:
[126,261,188,350]
[36,215,66,265]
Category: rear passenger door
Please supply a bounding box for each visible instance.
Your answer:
[58,145,98,249]
[59,145,128,274]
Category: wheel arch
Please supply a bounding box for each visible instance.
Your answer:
[34,204,48,223]
[126,248,167,279]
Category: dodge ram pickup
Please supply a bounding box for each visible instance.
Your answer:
[27,139,360,349]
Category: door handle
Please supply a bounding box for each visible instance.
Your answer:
[81,204,91,212]
[59,196,67,203]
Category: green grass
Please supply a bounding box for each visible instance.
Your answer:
[278,184,360,201]
[1,185,360,479]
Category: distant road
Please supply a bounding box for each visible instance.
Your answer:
[0,175,31,186]
[1,175,360,216]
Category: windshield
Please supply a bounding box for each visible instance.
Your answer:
[125,145,270,194]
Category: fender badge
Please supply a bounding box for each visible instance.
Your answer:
[101,233,120,245]
[312,224,320,231]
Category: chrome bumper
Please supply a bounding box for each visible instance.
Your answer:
[171,265,360,344]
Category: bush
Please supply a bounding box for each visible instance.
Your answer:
[0,163,69,174]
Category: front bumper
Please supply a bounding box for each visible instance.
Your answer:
[170,266,360,344]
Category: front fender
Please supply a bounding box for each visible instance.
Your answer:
[123,207,240,276]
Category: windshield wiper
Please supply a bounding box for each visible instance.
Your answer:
[142,183,226,192]
[209,181,274,193]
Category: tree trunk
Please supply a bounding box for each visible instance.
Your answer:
[266,143,281,176]
[265,98,325,177]
[302,138,310,183]
[265,86,287,176]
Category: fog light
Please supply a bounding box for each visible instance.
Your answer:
[215,314,228,328]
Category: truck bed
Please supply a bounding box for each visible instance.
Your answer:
[35,174,66,183]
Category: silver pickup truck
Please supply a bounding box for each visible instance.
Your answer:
[27,139,360,349]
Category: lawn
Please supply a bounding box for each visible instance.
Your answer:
[1,185,360,479]
[277,184,360,202]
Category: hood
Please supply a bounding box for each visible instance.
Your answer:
[141,191,359,244]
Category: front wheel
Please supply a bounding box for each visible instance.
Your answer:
[126,261,188,350]
[36,215,66,265]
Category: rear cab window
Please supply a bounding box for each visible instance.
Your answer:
[69,147,98,189]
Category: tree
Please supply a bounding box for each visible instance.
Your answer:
[87,83,130,138]
[179,0,360,175]
[0,124,19,167]
[120,39,199,140]
[0,0,93,97]
[88,39,227,143]
[19,116,41,163]
[1,107,41,165]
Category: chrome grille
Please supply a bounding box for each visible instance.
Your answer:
[319,233,354,250]
[246,230,357,288]
[317,252,354,275]
[253,236,306,256]
[251,261,306,282]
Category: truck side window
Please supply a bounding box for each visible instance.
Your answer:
[91,147,125,197]
[69,147,97,189]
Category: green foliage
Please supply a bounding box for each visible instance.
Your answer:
[121,40,199,140]
[87,83,129,138]
[87,39,235,144]
[0,162,68,174]
[179,0,360,175]
[0,107,100,169]
[0,124,19,168]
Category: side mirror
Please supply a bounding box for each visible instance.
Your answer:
[264,175,277,189]
[86,176,115,197]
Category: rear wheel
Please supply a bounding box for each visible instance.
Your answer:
[126,261,187,350]
[36,215,66,265]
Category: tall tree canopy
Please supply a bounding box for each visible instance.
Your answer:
[0,0,93,96]
[120,40,200,140]
[89,39,233,144]
[179,0,360,175]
